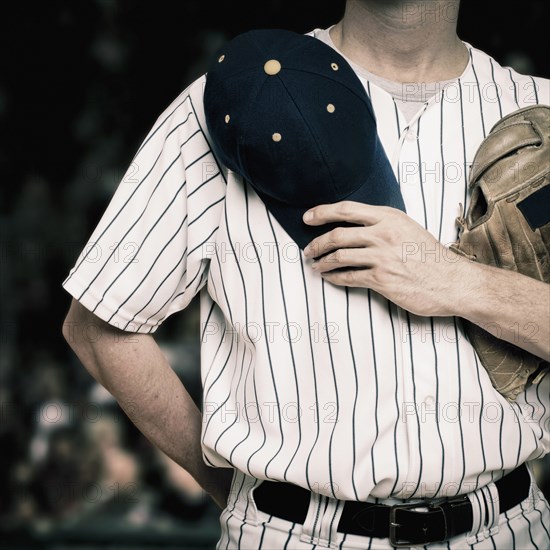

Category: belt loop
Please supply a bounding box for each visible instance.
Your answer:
[466,480,503,545]
[524,462,537,513]
[466,486,487,545]
[481,482,500,537]
[300,492,328,547]
[321,497,345,549]
[299,492,344,549]
[228,470,261,527]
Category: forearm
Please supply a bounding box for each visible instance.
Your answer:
[454,260,550,360]
[63,299,231,504]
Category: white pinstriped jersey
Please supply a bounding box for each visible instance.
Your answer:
[63,29,550,502]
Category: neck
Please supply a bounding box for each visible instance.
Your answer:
[330,0,468,83]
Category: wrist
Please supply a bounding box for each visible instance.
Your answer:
[445,251,490,320]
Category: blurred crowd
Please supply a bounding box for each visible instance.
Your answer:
[1,1,549,548]
[1,326,223,547]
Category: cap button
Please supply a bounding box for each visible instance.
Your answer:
[264,59,282,75]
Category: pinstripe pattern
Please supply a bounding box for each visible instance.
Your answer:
[217,468,550,548]
[63,29,550,516]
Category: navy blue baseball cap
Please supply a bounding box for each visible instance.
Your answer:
[204,29,406,250]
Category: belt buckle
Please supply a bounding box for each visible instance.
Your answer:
[389,501,447,548]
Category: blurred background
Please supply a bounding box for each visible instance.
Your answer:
[1,1,549,548]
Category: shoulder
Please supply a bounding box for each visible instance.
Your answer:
[144,73,227,178]
[184,74,209,126]
[467,44,549,108]
[151,74,208,131]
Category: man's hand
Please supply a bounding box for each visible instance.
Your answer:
[302,201,550,361]
[302,201,467,317]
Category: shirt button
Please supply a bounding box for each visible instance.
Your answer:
[406,131,417,141]
[424,395,435,406]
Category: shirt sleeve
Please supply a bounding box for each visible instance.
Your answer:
[62,75,226,333]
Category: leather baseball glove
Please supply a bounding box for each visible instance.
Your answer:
[450,104,550,401]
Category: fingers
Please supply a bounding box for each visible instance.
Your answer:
[319,267,371,288]
[303,226,371,258]
[311,247,376,273]
[302,201,400,227]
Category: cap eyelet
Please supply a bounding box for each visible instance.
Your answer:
[264,59,282,75]
[331,63,339,71]
[272,132,282,142]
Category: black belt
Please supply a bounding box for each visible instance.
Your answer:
[254,464,530,547]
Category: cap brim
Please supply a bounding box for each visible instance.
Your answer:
[253,150,406,253]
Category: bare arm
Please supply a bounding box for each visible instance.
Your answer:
[62,298,233,508]
[457,261,550,361]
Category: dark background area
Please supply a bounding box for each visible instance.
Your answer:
[1,1,549,548]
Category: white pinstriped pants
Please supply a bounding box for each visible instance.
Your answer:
[216,468,550,550]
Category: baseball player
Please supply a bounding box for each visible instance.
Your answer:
[62,1,550,548]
